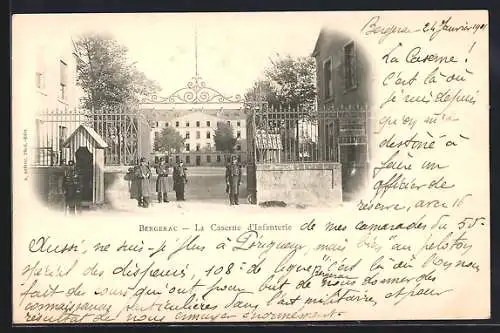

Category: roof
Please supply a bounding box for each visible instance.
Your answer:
[255,133,283,150]
[62,124,108,149]
[141,108,246,122]
[311,27,341,57]
[311,29,324,57]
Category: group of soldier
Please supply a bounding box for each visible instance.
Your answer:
[61,155,243,213]
[126,157,188,208]
[125,155,243,207]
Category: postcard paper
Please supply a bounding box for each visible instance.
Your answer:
[11,11,489,323]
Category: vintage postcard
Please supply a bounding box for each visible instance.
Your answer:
[11,10,489,324]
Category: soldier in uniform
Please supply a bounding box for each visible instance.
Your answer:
[135,157,152,208]
[155,157,169,203]
[172,160,188,201]
[225,155,242,205]
[62,160,82,214]
[125,167,138,201]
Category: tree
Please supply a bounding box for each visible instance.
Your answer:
[72,33,160,112]
[214,122,237,153]
[154,127,185,153]
[73,33,161,165]
[245,54,316,110]
[245,54,317,160]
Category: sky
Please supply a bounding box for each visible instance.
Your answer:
[19,12,330,98]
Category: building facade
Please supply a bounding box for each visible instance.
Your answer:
[312,27,372,195]
[144,106,247,166]
[26,36,83,166]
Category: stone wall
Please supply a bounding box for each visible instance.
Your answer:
[255,163,342,206]
[104,166,132,206]
[30,166,66,210]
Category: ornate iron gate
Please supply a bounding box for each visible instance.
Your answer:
[33,108,151,166]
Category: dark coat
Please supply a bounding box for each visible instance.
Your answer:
[225,163,242,194]
[155,161,169,193]
[62,167,82,202]
[172,165,187,192]
[135,164,152,197]
[125,167,138,199]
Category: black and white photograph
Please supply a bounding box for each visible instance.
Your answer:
[23,14,372,215]
[11,11,490,324]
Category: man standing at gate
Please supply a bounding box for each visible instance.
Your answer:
[173,160,188,201]
[155,157,169,203]
[135,157,152,208]
[62,160,82,214]
[225,155,242,205]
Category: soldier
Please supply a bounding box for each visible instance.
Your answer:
[135,157,152,208]
[225,155,242,205]
[173,160,188,201]
[155,157,170,203]
[62,160,82,214]
[125,167,138,201]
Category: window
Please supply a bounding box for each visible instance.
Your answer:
[216,155,221,162]
[196,143,201,151]
[236,144,241,151]
[196,121,200,127]
[35,72,45,90]
[36,49,45,90]
[175,155,180,163]
[186,121,190,127]
[175,121,180,127]
[236,131,241,139]
[206,121,211,127]
[185,143,190,152]
[227,121,231,126]
[186,156,191,164]
[185,132,190,139]
[59,60,68,100]
[323,58,333,99]
[35,119,41,150]
[58,126,68,148]
[206,143,211,150]
[206,155,211,163]
[206,131,211,139]
[156,122,159,127]
[344,42,357,90]
[165,122,169,127]
[237,121,241,127]
[196,131,200,139]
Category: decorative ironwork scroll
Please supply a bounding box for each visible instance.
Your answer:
[141,75,243,104]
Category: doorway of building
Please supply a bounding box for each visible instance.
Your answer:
[196,155,201,166]
[339,143,367,200]
[75,146,93,203]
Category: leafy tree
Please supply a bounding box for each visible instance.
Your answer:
[72,33,160,112]
[214,122,237,153]
[154,127,185,153]
[73,33,160,165]
[245,54,316,110]
[245,54,317,160]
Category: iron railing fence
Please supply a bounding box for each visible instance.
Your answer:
[31,107,151,167]
[246,103,371,166]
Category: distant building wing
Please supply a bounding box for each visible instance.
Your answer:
[255,133,283,150]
